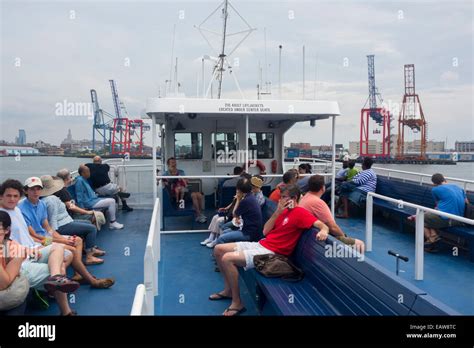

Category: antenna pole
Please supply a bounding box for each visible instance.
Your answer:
[169,24,176,94]
[278,44,282,99]
[217,0,229,99]
[302,45,305,100]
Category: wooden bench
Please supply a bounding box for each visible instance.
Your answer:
[240,229,459,316]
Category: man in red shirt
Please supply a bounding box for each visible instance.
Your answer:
[210,184,329,316]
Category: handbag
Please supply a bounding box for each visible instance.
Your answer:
[464,202,474,220]
[253,254,304,282]
[0,274,30,311]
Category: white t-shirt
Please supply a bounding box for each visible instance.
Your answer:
[0,206,41,248]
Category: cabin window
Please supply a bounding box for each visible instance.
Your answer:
[174,133,203,159]
[212,132,238,160]
[249,132,274,159]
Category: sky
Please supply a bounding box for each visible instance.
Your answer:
[1,0,473,148]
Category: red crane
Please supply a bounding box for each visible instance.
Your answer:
[396,64,427,160]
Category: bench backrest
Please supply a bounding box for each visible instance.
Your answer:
[291,230,458,315]
[376,176,433,207]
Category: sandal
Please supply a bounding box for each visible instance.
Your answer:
[223,306,246,316]
[92,246,106,257]
[44,274,79,294]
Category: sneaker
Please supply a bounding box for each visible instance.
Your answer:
[44,275,80,294]
[109,221,124,229]
[200,238,212,246]
[206,240,217,248]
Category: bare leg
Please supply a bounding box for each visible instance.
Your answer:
[213,243,237,296]
[64,239,97,285]
[191,192,202,216]
[220,250,247,315]
[54,292,73,315]
[47,243,65,275]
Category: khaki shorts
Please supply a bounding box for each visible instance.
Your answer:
[424,213,463,230]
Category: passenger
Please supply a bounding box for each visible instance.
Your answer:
[0,180,79,315]
[19,177,114,289]
[299,175,365,253]
[201,172,254,247]
[40,175,107,265]
[346,160,359,181]
[222,166,244,187]
[336,157,376,218]
[269,169,299,202]
[0,211,27,315]
[86,156,133,212]
[297,163,312,194]
[250,175,265,207]
[75,165,124,229]
[410,173,468,253]
[210,184,329,316]
[55,168,100,226]
[163,157,207,223]
[321,160,349,204]
[213,177,263,246]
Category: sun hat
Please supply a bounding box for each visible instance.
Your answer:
[250,176,263,189]
[92,211,106,231]
[39,175,65,197]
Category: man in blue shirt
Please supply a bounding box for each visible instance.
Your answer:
[423,173,468,252]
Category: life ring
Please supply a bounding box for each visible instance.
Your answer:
[246,160,266,174]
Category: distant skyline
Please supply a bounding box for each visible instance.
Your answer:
[1,0,472,148]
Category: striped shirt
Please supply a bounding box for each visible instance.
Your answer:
[352,169,377,193]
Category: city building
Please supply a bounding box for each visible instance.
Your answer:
[0,146,39,156]
[60,129,95,153]
[15,129,26,145]
[455,141,474,152]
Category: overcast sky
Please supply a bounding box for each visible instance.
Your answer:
[1,0,472,148]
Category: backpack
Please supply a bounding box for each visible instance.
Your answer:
[253,254,304,282]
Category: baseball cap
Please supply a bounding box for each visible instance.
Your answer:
[24,177,43,188]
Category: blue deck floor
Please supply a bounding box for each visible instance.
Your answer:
[27,208,151,316]
[335,216,474,314]
[156,211,473,315]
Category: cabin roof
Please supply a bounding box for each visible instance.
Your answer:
[145,97,340,123]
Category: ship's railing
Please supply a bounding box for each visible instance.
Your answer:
[285,157,474,190]
[130,284,148,315]
[156,173,333,234]
[130,198,161,315]
[366,192,474,281]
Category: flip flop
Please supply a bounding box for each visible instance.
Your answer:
[209,292,232,301]
[223,306,247,316]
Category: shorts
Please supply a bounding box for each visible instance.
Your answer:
[96,183,120,196]
[424,213,463,230]
[235,242,275,271]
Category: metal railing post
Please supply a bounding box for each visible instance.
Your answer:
[366,193,373,252]
[415,208,425,280]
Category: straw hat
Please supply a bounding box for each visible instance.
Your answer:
[250,176,263,188]
[39,175,64,197]
[92,211,106,231]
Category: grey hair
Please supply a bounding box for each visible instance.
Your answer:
[56,168,71,180]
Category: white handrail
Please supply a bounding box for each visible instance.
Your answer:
[156,173,332,180]
[366,192,474,280]
[141,198,161,315]
[130,284,148,315]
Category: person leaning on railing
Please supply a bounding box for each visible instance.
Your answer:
[408,173,469,253]
[299,175,365,253]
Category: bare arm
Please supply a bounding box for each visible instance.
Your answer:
[263,200,285,236]
[27,225,46,243]
[0,242,26,290]
[327,220,344,238]
[314,220,329,241]
[66,201,93,216]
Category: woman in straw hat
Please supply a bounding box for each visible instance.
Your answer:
[40,175,114,289]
